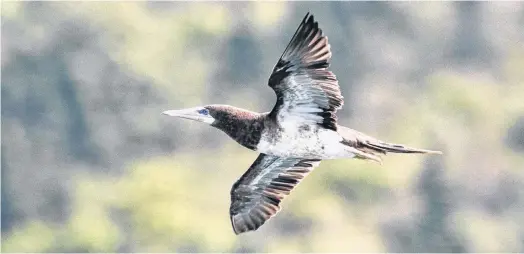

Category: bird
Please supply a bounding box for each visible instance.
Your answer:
[163,12,442,235]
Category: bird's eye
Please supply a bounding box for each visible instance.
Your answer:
[198,109,209,115]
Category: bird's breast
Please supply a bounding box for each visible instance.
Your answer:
[255,124,348,159]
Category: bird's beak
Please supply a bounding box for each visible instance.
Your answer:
[162,107,215,124]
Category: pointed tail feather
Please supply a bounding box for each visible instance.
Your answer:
[337,126,442,161]
[362,141,442,155]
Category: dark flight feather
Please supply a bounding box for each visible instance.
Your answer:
[268,13,343,131]
[229,154,321,234]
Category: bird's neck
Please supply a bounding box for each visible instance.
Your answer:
[212,109,266,150]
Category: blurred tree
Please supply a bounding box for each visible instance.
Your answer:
[449,2,494,68]
[2,1,524,252]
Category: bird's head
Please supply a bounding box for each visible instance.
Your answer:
[162,104,251,126]
[162,105,218,125]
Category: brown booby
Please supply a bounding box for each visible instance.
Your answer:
[163,13,441,234]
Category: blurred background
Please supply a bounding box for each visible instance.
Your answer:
[2,1,524,252]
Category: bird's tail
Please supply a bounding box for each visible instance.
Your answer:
[338,126,442,163]
[361,140,442,155]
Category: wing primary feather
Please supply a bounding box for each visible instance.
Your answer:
[230,154,321,234]
[267,13,343,131]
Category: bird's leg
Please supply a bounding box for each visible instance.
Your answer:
[350,148,383,165]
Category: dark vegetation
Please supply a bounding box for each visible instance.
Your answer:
[2,2,524,252]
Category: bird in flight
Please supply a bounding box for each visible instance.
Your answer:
[163,13,441,235]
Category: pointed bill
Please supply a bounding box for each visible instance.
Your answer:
[162,107,215,124]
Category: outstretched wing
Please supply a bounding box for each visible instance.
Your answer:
[268,12,343,131]
[229,154,321,234]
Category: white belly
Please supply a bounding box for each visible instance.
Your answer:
[256,125,355,159]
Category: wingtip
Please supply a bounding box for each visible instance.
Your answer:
[232,228,241,235]
[230,214,251,235]
[302,11,315,24]
[230,214,242,235]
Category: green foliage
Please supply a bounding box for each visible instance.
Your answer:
[2,221,56,252]
[3,2,524,252]
[114,158,236,252]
